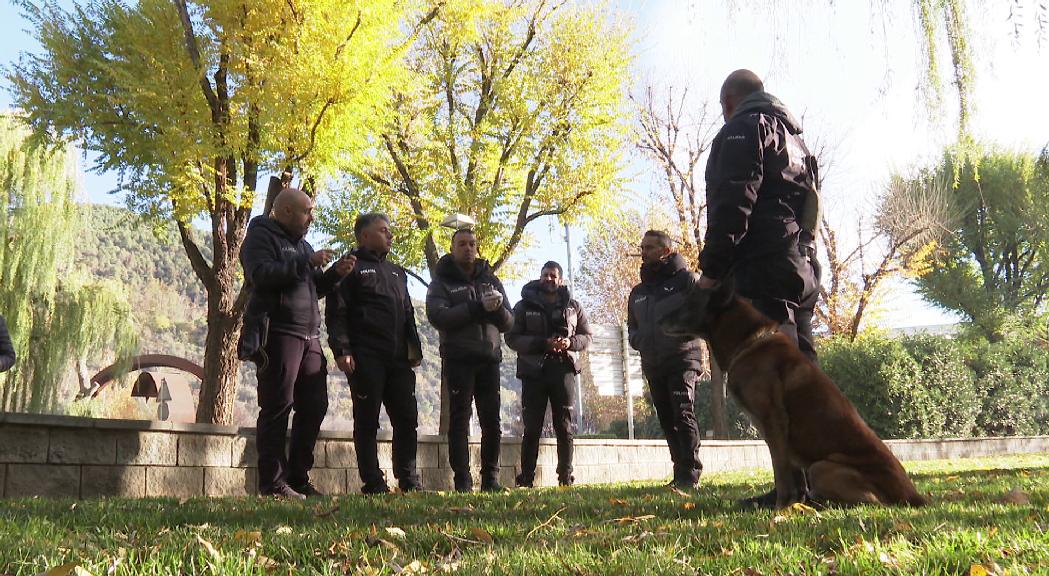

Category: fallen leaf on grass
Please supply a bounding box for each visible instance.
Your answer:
[254,555,280,571]
[621,530,653,543]
[36,564,93,576]
[610,514,656,525]
[682,502,696,510]
[969,562,1005,576]
[233,530,262,547]
[386,526,407,539]
[742,568,764,576]
[274,525,293,535]
[196,535,223,562]
[314,504,340,518]
[448,505,475,515]
[608,498,628,506]
[393,560,427,574]
[999,488,1030,505]
[469,527,494,544]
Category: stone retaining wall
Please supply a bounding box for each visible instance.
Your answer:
[1,412,1046,498]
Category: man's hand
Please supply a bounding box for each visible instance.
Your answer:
[556,337,571,351]
[336,354,356,375]
[698,274,718,289]
[481,291,503,312]
[333,254,356,276]
[547,336,570,352]
[310,249,336,268]
[409,357,422,368]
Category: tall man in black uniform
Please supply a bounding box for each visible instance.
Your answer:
[628,230,704,489]
[698,69,821,506]
[426,228,514,492]
[506,261,592,487]
[240,187,355,499]
[326,213,424,494]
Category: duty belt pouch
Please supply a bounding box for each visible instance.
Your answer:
[238,309,270,364]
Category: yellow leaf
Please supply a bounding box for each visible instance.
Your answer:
[682,502,696,510]
[195,535,223,562]
[470,527,494,544]
[969,564,989,576]
[274,525,293,535]
[36,564,93,576]
[608,498,628,506]
[255,555,280,571]
[233,530,262,546]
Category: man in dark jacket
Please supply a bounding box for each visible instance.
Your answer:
[698,69,821,507]
[426,228,513,492]
[239,187,355,499]
[506,261,592,487]
[326,213,424,494]
[628,230,703,489]
[698,69,820,361]
[0,314,16,372]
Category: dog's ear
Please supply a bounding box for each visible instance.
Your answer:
[709,274,736,309]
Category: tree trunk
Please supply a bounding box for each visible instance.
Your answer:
[195,257,244,424]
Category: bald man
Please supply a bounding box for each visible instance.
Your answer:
[240,187,355,499]
[697,70,821,507]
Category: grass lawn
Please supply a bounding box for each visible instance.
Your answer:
[2,454,1048,575]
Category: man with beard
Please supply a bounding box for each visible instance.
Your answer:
[506,261,592,487]
[326,213,424,494]
[239,187,355,499]
[426,228,513,492]
[627,230,703,489]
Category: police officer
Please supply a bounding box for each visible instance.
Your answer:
[326,213,424,494]
[506,261,592,487]
[628,230,703,489]
[426,228,513,492]
[240,187,355,499]
[699,69,822,506]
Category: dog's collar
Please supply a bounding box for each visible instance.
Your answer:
[725,327,779,374]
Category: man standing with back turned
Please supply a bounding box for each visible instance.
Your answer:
[698,69,822,507]
[628,230,703,489]
[240,187,355,499]
[426,228,513,492]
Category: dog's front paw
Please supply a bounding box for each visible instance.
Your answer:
[737,489,777,510]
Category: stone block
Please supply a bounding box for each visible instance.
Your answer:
[416,442,440,469]
[6,464,80,498]
[0,464,4,498]
[232,437,258,468]
[376,442,393,467]
[0,426,49,463]
[82,466,146,498]
[420,467,453,492]
[308,468,346,496]
[49,429,116,465]
[310,440,327,469]
[146,466,204,498]
[205,468,256,497]
[326,441,357,468]
[116,432,177,466]
[178,435,232,467]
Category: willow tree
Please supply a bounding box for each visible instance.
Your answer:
[0,115,137,413]
[322,0,631,275]
[9,0,415,423]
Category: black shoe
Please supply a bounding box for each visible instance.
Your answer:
[515,474,534,488]
[480,481,505,493]
[671,479,699,490]
[558,476,574,487]
[361,482,391,495]
[262,483,307,501]
[399,482,425,493]
[454,482,473,493]
[289,481,324,498]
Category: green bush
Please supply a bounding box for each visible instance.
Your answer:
[899,335,983,437]
[969,338,1049,436]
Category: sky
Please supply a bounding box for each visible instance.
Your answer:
[1,0,1047,329]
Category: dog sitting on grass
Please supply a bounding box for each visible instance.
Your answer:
[660,279,927,508]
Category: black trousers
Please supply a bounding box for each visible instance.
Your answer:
[644,364,703,484]
[444,359,501,488]
[349,352,420,491]
[255,334,328,493]
[737,246,821,363]
[519,357,576,485]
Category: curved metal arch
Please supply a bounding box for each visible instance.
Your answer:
[90,354,204,398]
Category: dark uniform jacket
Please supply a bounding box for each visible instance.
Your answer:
[0,315,15,373]
[505,281,592,380]
[238,216,342,360]
[426,255,513,363]
[627,253,703,372]
[700,91,820,286]
[325,249,422,363]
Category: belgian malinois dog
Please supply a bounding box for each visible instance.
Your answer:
[660,281,926,508]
